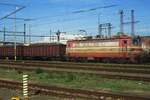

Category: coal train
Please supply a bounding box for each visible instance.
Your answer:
[0,35,148,63]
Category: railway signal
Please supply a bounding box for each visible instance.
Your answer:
[55,30,66,42]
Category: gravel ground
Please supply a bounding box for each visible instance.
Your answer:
[0,88,83,100]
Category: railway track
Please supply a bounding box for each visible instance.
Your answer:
[0,61,150,82]
[0,79,150,100]
[0,61,150,74]
[1,60,150,69]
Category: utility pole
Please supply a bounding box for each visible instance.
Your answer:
[24,23,26,44]
[14,10,17,61]
[99,23,112,37]
[119,10,138,36]
[131,10,135,37]
[3,26,6,42]
[50,29,52,43]
[56,30,61,42]
[119,10,124,34]
[98,13,101,36]
[29,24,31,44]
[0,4,25,61]
[108,23,112,37]
[99,24,102,36]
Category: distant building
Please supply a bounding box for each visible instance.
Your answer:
[35,33,85,44]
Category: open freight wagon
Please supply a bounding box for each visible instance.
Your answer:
[23,43,66,60]
[0,45,24,59]
[0,43,66,60]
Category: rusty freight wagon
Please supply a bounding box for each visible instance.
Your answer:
[0,45,24,59]
[66,35,143,62]
[23,43,66,60]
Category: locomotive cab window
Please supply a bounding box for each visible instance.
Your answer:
[67,43,70,47]
[122,40,128,46]
[121,40,128,51]
[67,43,72,48]
[123,40,127,44]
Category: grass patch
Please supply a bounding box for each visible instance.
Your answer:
[0,68,150,93]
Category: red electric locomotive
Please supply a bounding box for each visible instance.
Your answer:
[66,35,143,62]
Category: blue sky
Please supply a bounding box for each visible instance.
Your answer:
[0,0,150,42]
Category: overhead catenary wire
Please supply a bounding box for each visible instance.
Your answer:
[31,13,98,28]
[0,3,118,43]
[25,4,118,22]
[0,4,117,29]
[0,2,24,7]
[6,11,100,29]
[0,6,25,20]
